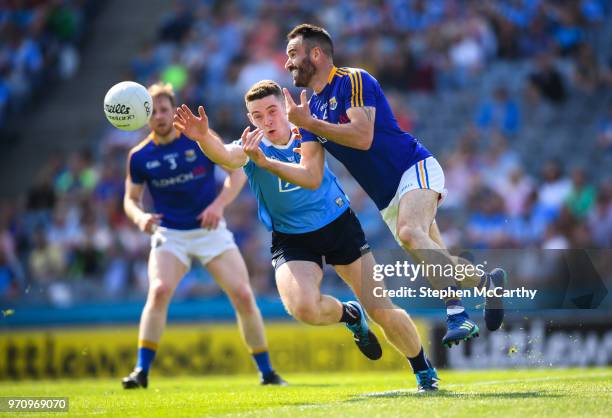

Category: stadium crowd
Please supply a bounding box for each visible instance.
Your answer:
[0,0,103,129]
[1,0,611,305]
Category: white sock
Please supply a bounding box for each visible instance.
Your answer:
[447,305,465,316]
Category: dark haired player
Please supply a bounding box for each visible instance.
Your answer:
[282,24,507,348]
[174,79,441,392]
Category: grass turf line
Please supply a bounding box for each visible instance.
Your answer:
[0,368,610,417]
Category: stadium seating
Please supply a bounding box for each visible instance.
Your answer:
[0,0,610,315]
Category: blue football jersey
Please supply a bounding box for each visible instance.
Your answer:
[236,128,349,234]
[128,131,217,230]
[300,66,432,210]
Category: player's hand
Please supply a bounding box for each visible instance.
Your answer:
[174,105,209,141]
[197,201,224,230]
[241,127,268,167]
[137,213,162,234]
[283,88,313,129]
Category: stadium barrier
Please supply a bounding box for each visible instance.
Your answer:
[0,320,429,380]
[432,315,612,368]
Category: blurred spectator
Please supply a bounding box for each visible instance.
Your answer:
[517,14,552,57]
[596,102,612,153]
[160,57,189,92]
[0,249,19,299]
[475,86,521,137]
[480,134,521,189]
[0,203,25,297]
[158,0,193,43]
[442,135,481,209]
[465,187,511,249]
[565,168,596,219]
[67,209,106,280]
[46,198,82,256]
[102,237,129,298]
[446,31,485,88]
[549,3,584,55]
[236,49,288,97]
[497,167,533,218]
[54,150,98,195]
[572,44,603,94]
[538,160,572,213]
[23,162,58,235]
[387,92,416,133]
[528,53,567,104]
[94,160,123,203]
[511,190,558,244]
[541,222,570,250]
[131,42,161,86]
[588,181,612,247]
[376,52,412,92]
[28,225,66,284]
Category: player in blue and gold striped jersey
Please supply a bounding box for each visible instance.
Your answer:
[282,24,507,357]
[122,82,285,388]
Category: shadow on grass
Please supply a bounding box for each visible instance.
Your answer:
[347,390,560,401]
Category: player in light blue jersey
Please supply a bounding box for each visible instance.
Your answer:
[282,24,507,351]
[122,83,285,388]
[174,80,440,392]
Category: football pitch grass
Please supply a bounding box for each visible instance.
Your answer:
[0,368,610,417]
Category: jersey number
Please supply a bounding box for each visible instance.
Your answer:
[278,179,301,192]
[166,157,177,170]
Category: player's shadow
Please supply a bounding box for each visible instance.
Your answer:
[347,390,560,401]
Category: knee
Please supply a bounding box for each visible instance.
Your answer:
[397,224,428,249]
[229,284,256,313]
[289,300,320,325]
[148,282,173,308]
[368,305,407,327]
[367,307,391,326]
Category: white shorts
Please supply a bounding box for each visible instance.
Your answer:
[380,156,447,244]
[150,220,238,268]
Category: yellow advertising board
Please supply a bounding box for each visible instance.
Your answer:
[0,320,429,380]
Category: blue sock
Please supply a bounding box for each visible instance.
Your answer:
[252,351,273,376]
[137,346,156,373]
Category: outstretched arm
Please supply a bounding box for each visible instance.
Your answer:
[283,88,375,151]
[242,130,325,190]
[174,104,247,169]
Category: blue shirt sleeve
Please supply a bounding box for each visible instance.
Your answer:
[298,127,318,143]
[299,98,321,143]
[340,69,378,109]
[128,153,145,184]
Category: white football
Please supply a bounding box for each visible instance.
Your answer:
[103,81,152,131]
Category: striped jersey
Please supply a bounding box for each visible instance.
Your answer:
[300,66,432,210]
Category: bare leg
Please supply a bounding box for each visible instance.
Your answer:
[139,250,188,345]
[275,260,343,325]
[334,253,422,358]
[206,248,267,351]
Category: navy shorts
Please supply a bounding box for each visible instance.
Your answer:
[271,208,371,270]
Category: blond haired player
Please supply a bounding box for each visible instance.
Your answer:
[121,82,285,388]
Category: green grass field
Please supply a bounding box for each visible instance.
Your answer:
[0,368,610,417]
